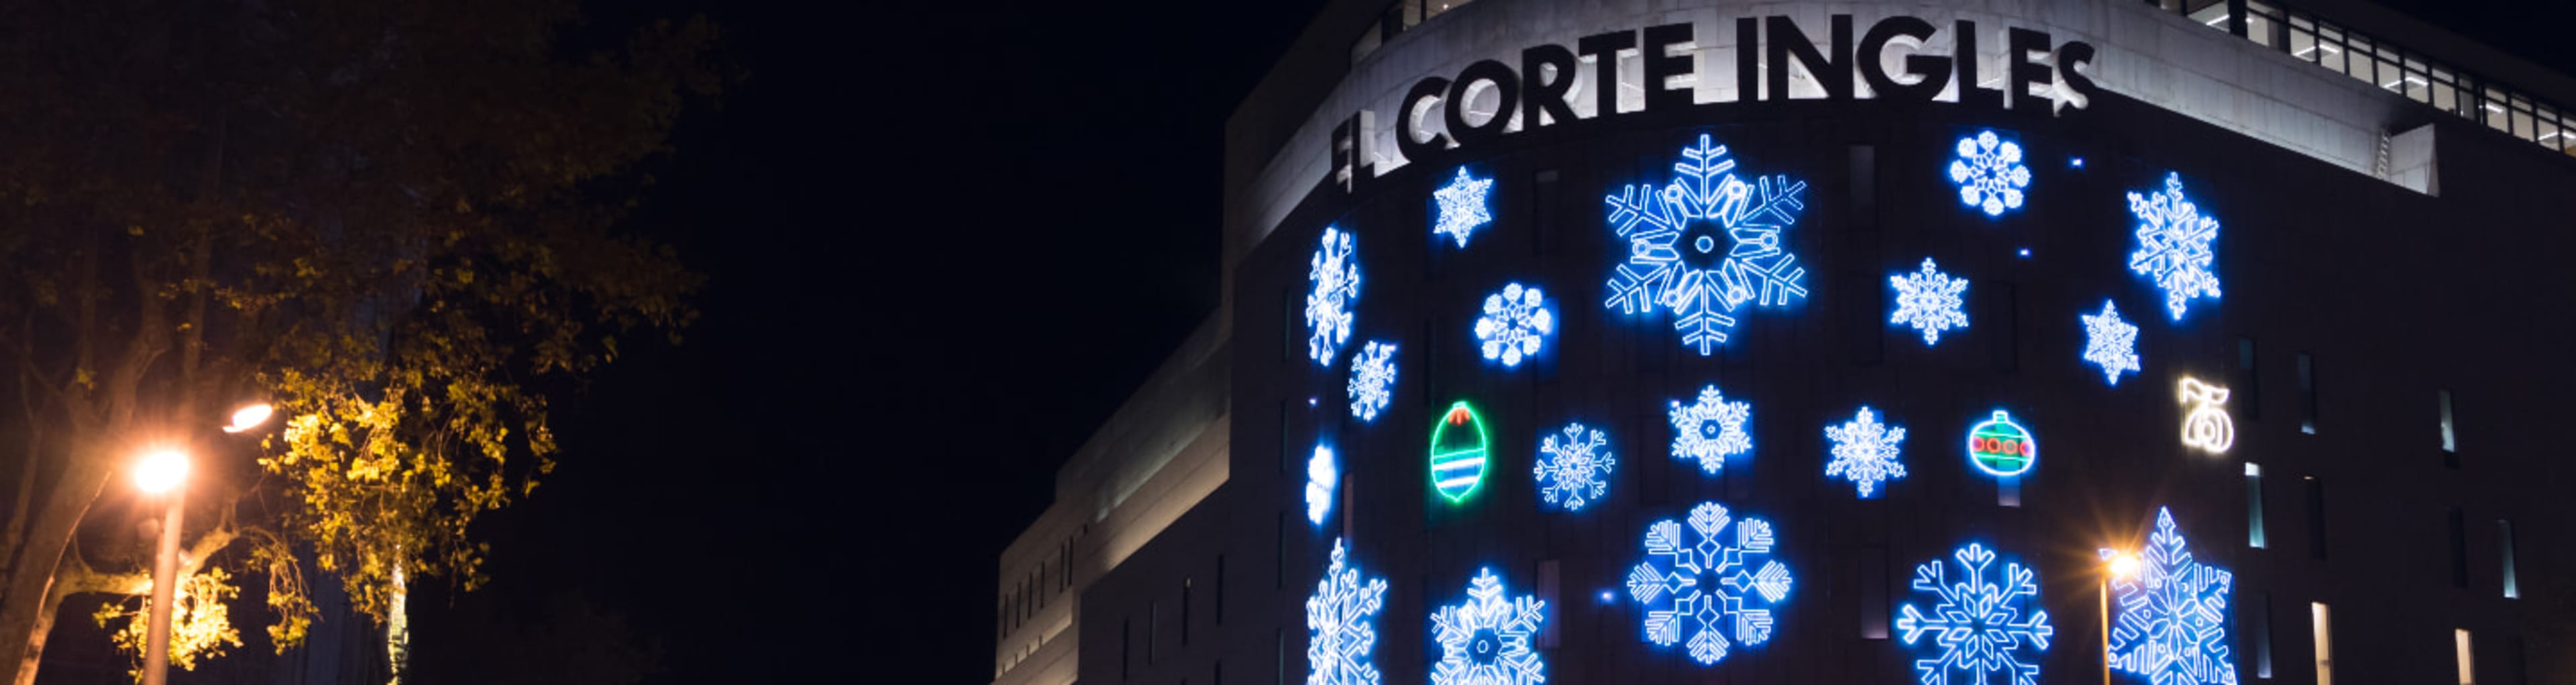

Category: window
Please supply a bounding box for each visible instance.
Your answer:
[2312,602,2334,685]
[1215,555,1226,625]
[2296,353,2318,433]
[1274,511,1287,589]
[1181,578,1193,645]
[1860,547,1890,639]
[2440,390,2459,467]
[2499,519,2519,599]
[2456,629,2476,685]
[1275,628,1285,685]
[1122,617,1133,681]
[2235,337,2259,420]
[2449,508,2469,588]
[2247,463,2267,548]
[2249,590,2275,678]
[1214,660,1223,685]
[2306,476,2328,560]
[1148,600,1159,665]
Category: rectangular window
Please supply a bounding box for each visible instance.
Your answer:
[1275,511,1287,589]
[2306,476,2328,560]
[1215,555,1226,625]
[2440,390,2459,467]
[1279,401,1295,476]
[2247,463,2267,548]
[2457,629,2476,685]
[1182,578,1193,645]
[1275,628,1286,685]
[2507,636,2529,685]
[1860,547,1890,639]
[1123,618,1133,681]
[1538,560,1562,648]
[1215,660,1223,685]
[2236,337,2259,420]
[2252,591,2275,679]
[2312,602,2334,685]
[2449,509,2470,588]
[2297,353,2318,434]
[2500,519,2520,599]
[1148,601,1159,665]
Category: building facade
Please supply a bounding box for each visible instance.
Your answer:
[997,1,2576,684]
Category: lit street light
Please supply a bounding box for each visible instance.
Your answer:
[2098,549,2139,685]
[139,403,273,685]
[220,404,273,434]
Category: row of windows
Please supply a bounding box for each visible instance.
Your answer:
[998,523,1091,662]
[1347,0,1479,66]
[1122,556,1229,681]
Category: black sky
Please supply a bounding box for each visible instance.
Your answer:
[398,1,2575,684]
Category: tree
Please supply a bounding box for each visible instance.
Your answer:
[0,1,720,681]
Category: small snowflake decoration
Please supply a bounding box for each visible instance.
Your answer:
[1604,134,1810,355]
[1533,423,1615,511]
[1305,445,1337,526]
[2104,508,2238,685]
[1307,227,1361,366]
[1346,341,1397,422]
[2127,172,2222,320]
[1308,538,1390,685]
[1890,258,1970,345]
[1949,130,2032,217]
[1897,543,2055,685]
[1433,167,1496,248]
[1431,569,1548,685]
[1474,282,1554,368]
[1626,502,1792,666]
[2081,300,2142,386]
[1668,385,1753,475]
[1823,406,1909,498]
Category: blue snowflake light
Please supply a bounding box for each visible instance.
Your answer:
[1890,258,1970,346]
[1432,569,1548,685]
[2127,172,2222,320]
[1949,130,2032,216]
[1307,227,1361,366]
[1433,167,1496,248]
[1897,543,2055,685]
[2104,508,2238,685]
[2081,300,2142,386]
[1309,538,1389,685]
[1347,341,1397,422]
[1668,385,1753,475]
[1823,406,1909,498]
[1306,445,1337,526]
[1474,282,1554,368]
[1626,502,1792,666]
[1604,134,1810,355]
[1533,423,1615,511]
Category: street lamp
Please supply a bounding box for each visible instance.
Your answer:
[138,403,272,685]
[2098,549,2140,685]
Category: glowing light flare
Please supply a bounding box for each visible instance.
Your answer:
[2104,552,2141,581]
[1966,411,2037,478]
[134,450,189,494]
[2101,508,2239,685]
[2178,378,2236,454]
[1429,402,1492,503]
[221,404,274,433]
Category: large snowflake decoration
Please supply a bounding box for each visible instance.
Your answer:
[2126,172,2222,321]
[2104,508,2238,685]
[1949,130,2032,216]
[1823,406,1909,498]
[1307,227,1361,366]
[1346,341,1397,422]
[1667,385,1752,475]
[1431,569,1548,685]
[1889,258,1970,346]
[1434,167,1496,248]
[1305,445,1337,526]
[1604,134,1811,355]
[2081,300,2142,386]
[1474,282,1554,368]
[1308,538,1390,685]
[1533,423,1615,511]
[1625,502,1793,666]
[1896,543,2055,685]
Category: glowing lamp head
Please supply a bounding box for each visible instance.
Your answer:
[2108,553,2141,580]
[222,403,275,433]
[134,450,190,494]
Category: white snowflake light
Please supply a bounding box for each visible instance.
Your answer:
[2178,378,2235,454]
[1605,134,1810,355]
[2081,300,2142,386]
[1474,282,1554,368]
[1823,406,1909,498]
[1897,543,2055,685]
[1431,569,1548,685]
[1949,130,2032,217]
[2127,172,2222,320]
[1667,385,1753,475]
[1533,423,1615,511]
[1433,167,1496,248]
[1346,341,1397,422]
[1309,538,1389,685]
[1305,445,1337,526]
[2104,508,2238,685]
[1889,257,1970,345]
[1307,227,1361,366]
[1626,502,1792,666]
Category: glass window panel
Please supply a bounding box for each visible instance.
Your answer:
[2434,82,2457,114]
[2249,13,2277,48]
[2290,27,2318,61]
[2291,13,2313,31]
[2514,108,2532,140]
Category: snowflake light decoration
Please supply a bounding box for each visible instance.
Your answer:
[1604,134,1810,355]
[1474,282,1554,368]
[2127,172,2222,320]
[1890,257,1970,345]
[1347,341,1397,422]
[1533,423,1615,511]
[2081,300,2142,386]
[1307,227,1362,366]
[1668,385,1753,475]
[1625,502,1793,666]
[1433,167,1496,248]
[1896,543,2055,685]
[1306,445,1338,526]
[2104,508,2238,685]
[1309,538,1390,685]
[1431,569,1548,685]
[1823,406,1909,498]
[1949,130,2032,216]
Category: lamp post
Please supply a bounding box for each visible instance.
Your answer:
[2099,549,2140,685]
[136,403,272,685]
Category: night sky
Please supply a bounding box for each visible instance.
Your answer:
[387,1,2573,683]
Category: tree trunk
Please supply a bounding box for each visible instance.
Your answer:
[0,456,110,685]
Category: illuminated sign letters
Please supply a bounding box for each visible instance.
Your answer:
[2178,378,2235,454]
